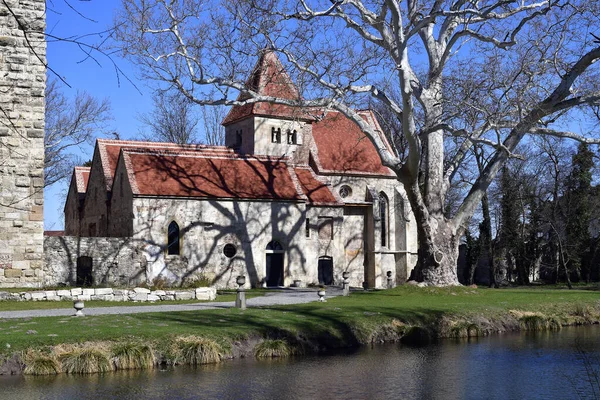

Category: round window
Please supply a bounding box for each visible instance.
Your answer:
[339,185,352,198]
[223,244,237,258]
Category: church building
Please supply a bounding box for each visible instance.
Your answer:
[63,51,417,289]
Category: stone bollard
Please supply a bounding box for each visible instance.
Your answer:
[235,275,246,310]
[387,270,394,289]
[73,300,85,317]
[342,271,350,296]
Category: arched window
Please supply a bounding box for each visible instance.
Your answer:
[379,192,389,247]
[235,130,242,148]
[287,129,297,144]
[167,221,180,255]
[271,127,281,143]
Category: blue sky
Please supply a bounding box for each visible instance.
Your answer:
[44,0,153,229]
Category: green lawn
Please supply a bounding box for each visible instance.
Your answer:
[1,285,598,354]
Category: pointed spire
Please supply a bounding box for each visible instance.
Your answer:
[222,49,309,126]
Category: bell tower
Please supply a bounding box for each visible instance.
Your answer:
[0,0,46,287]
[222,49,313,162]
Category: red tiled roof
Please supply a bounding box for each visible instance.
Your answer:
[311,111,393,176]
[97,139,234,190]
[123,150,302,201]
[293,167,338,205]
[74,167,90,194]
[222,50,314,125]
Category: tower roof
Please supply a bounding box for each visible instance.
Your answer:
[221,50,314,125]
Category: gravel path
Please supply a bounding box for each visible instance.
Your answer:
[0,288,344,319]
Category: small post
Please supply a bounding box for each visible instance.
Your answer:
[73,300,85,317]
[342,271,350,296]
[387,270,394,289]
[235,275,246,310]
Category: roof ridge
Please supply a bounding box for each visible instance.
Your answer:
[123,148,290,162]
[97,138,230,150]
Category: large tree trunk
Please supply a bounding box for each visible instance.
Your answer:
[404,79,459,286]
[405,183,460,286]
[415,220,461,286]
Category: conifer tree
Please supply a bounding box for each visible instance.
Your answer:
[565,143,594,282]
[499,166,522,283]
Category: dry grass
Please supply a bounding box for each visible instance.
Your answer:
[57,343,113,374]
[111,342,155,370]
[518,315,561,331]
[173,336,223,365]
[254,339,296,358]
[23,350,61,375]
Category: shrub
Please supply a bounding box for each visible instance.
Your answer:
[254,339,295,358]
[59,347,113,374]
[112,342,155,370]
[149,277,169,291]
[174,336,223,365]
[181,274,213,288]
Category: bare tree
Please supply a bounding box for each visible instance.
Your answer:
[199,104,226,146]
[115,0,600,285]
[139,90,200,144]
[45,79,111,186]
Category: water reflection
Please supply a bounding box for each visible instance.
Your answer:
[2,326,598,400]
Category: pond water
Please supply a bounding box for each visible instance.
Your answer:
[2,325,599,400]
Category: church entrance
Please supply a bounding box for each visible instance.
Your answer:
[318,256,334,285]
[265,241,284,287]
[76,256,93,287]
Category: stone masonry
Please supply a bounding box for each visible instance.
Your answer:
[44,236,148,287]
[0,0,46,288]
[0,286,217,302]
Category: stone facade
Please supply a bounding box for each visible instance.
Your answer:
[0,0,46,288]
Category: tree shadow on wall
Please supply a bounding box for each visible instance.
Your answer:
[124,150,310,288]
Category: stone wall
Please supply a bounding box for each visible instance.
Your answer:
[43,236,148,287]
[0,0,46,288]
[0,286,217,302]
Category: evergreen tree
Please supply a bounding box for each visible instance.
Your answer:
[499,166,523,283]
[565,143,594,282]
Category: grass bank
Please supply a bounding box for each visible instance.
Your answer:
[1,286,599,374]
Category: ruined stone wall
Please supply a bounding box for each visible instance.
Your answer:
[80,147,109,236]
[0,0,46,288]
[43,236,148,287]
[108,157,133,237]
[63,175,81,236]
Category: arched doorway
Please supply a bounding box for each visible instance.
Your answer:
[76,256,93,287]
[318,256,334,285]
[265,241,284,287]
